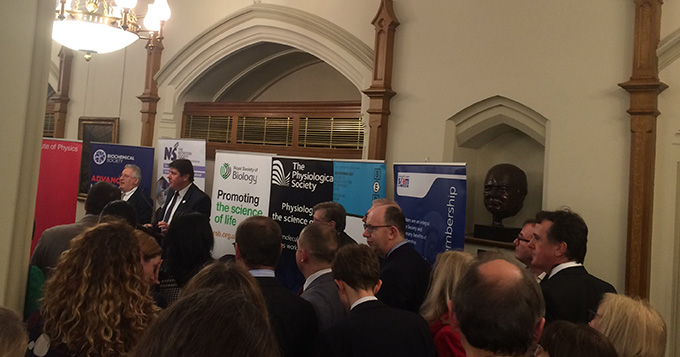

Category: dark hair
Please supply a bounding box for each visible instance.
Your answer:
[168,159,194,181]
[535,209,588,263]
[0,306,27,357]
[181,261,269,320]
[313,201,347,232]
[453,255,544,356]
[522,218,539,226]
[332,244,380,291]
[540,321,617,357]
[132,288,279,357]
[84,181,121,215]
[99,200,137,227]
[299,222,339,264]
[383,205,406,236]
[235,216,282,269]
[164,212,214,286]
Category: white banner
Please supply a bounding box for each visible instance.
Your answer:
[211,151,273,258]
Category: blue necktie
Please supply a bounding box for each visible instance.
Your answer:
[163,192,179,222]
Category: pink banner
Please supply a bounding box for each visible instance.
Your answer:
[31,139,82,255]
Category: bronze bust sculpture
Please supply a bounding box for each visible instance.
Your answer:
[483,163,527,227]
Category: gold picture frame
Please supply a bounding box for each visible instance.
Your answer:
[77,117,120,199]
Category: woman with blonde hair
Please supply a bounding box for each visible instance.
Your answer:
[26,221,157,357]
[590,292,666,357]
[420,250,474,357]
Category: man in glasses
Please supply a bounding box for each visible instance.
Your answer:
[363,201,431,313]
[312,201,357,247]
[513,218,544,281]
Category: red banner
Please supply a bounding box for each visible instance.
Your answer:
[31,139,82,255]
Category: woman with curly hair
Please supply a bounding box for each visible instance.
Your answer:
[26,221,157,357]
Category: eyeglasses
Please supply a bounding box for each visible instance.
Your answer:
[588,309,601,322]
[516,234,530,243]
[363,223,393,233]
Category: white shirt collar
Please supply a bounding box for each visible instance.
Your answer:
[121,186,138,201]
[303,268,332,292]
[548,261,583,279]
[249,269,276,278]
[350,296,378,310]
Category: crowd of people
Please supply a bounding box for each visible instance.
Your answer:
[0,159,669,356]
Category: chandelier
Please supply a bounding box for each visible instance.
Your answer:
[53,0,171,60]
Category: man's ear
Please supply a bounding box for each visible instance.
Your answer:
[335,279,346,294]
[534,317,545,345]
[447,300,461,332]
[299,248,308,263]
[554,241,567,257]
[329,220,337,230]
[373,279,383,295]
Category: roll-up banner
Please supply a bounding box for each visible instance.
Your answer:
[89,143,155,194]
[156,139,206,212]
[394,163,467,265]
[209,152,387,291]
[32,139,82,255]
[211,151,273,258]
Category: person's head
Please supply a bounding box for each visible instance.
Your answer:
[420,251,474,324]
[483,164,528,225]
[363,203,405,257]
[312,201,347,232]
[132,288,279,357]
[167,159,194,190]
[452,255,545,356]
[165,212,214,286]
[362,198,398,222]
[134,229,162,285]
[182,261,269,321]
[41,221,156,356]
[99,199,138,227]
[0,307,27,357]
[536,320,617,357]
[235,216,282,270]
[529,209,588,272]
[332,244,381,307]
[84,181,121,215]
[119,164,141,193]
[514,218,537,266]
[296,222,339,277]
[590,293,666,357]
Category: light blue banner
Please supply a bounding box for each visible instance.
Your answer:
[394,163,467,265]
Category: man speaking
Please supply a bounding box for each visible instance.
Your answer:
[119,164,153,225]
[155,159,211,232]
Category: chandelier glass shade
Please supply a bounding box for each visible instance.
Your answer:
[53,0,170,57]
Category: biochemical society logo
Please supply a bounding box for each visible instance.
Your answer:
[271,160,332,192]
[221,162,258,185]
[397,175,410,188]
[92,148,135,165]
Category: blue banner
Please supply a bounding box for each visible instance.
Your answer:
[333,160,386,217]
[89,143,155,194]
[394,163,467,265]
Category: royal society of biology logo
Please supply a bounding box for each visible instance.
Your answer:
[220,163,232,180]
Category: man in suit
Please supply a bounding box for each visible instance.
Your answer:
[528,209,616,323]
[312,201,357,246]
[363,201,431,312]
[296,222,346,330]
[315,244,436,357]
[451,255,545,357]
[31,181,120,277]
[235,216,318,357]
[156,159,210,233]
[119,164,152,225]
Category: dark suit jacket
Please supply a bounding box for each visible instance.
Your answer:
[126,187,153,225]
[540,265,616,323]
[158,183,211,223]
[301,271,347,331]
[30,215,99,277]
[315,300,437,357]
[377,243,432,313]
[338,231,357,247]
[256,276,318,357]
